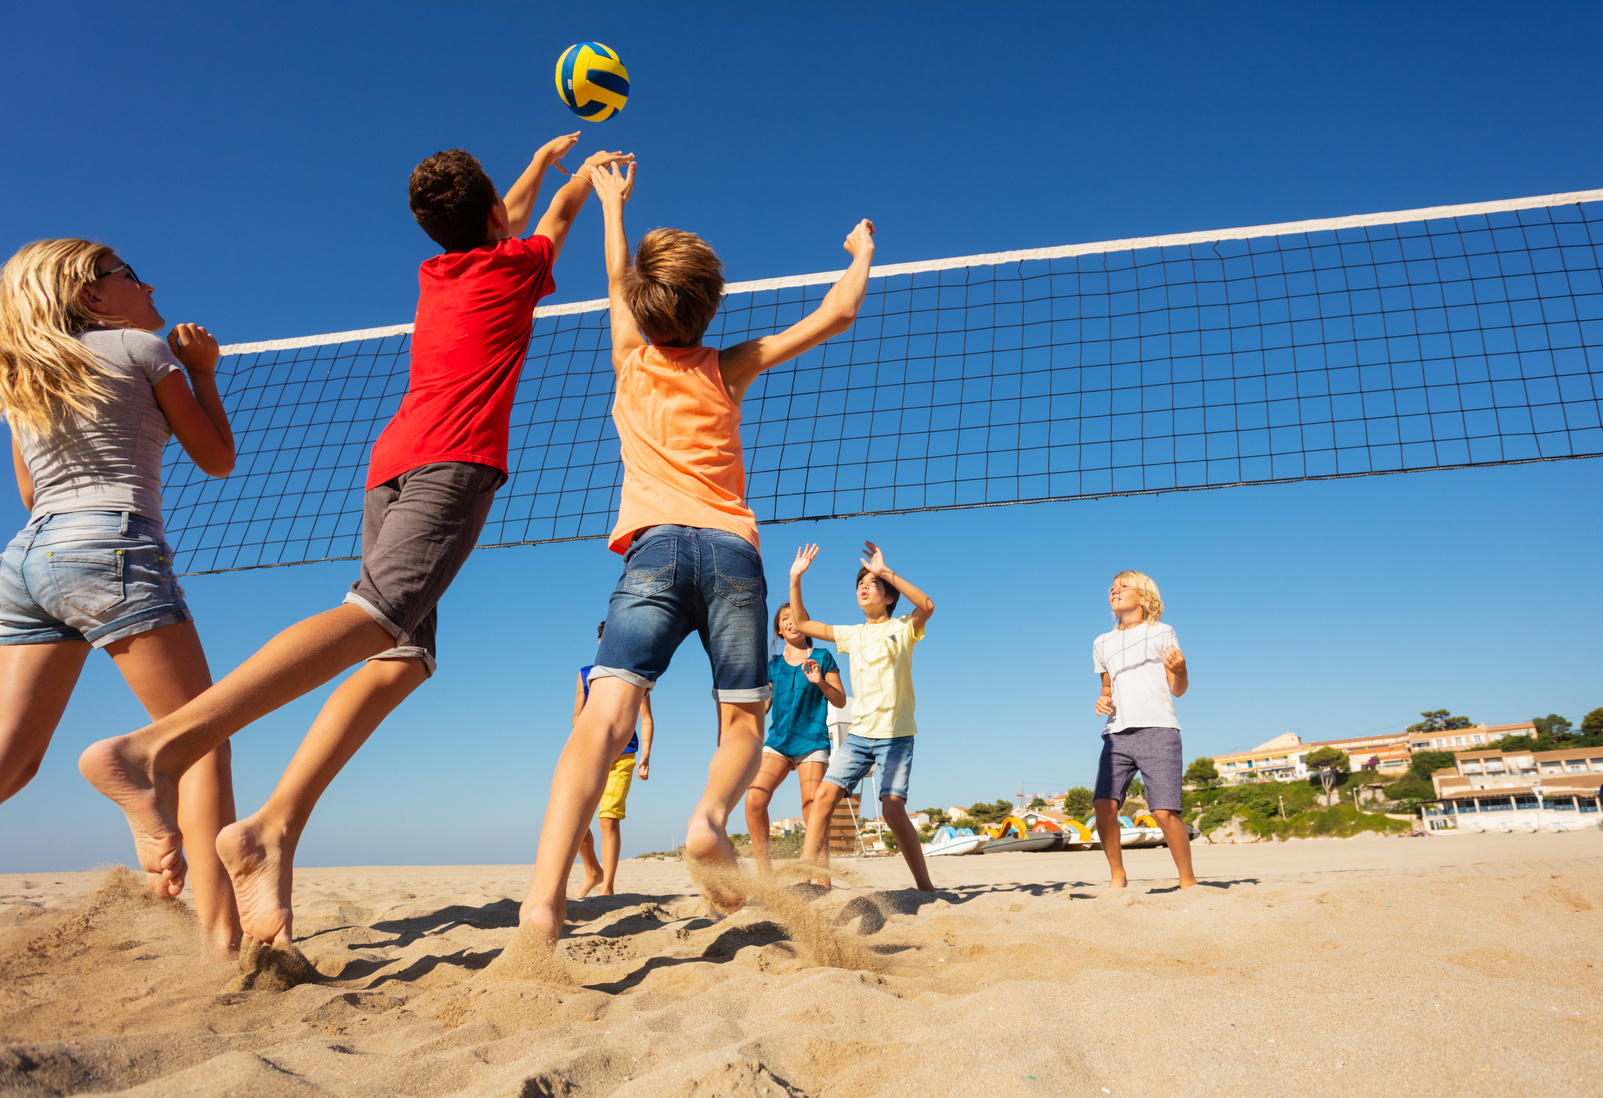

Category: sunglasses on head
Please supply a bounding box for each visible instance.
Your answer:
[92,262,142,287]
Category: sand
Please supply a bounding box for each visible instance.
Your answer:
[0,831,1599,1096]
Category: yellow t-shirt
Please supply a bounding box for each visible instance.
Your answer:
[834,613,925,739]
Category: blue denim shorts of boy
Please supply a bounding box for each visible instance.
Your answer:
[590,525,771,704]
[823,733,915,801]
[0,511,192,649]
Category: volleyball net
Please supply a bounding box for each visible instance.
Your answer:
[166,189,1603,574]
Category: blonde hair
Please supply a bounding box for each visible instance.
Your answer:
[621,228,724,347]
[1112,569,1164,623]
[0,239,118,437]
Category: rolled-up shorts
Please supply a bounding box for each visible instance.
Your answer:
[590,525,770,704]
[0,511,192,648]
[823,733,915,801]
[343,461,503,677]
[763,745,830,766]
[1094,726,1183,812]
[597,753,636,820]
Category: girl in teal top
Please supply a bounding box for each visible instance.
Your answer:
[743,604,846,873]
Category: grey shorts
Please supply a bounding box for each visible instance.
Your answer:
[1094,726,1183,812]
[343,461,502,676]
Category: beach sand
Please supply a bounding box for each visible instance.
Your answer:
[0,830,1598,1096]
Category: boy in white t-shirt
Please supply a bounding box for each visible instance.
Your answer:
[789,541,936,893]
[1091,570,1196,890]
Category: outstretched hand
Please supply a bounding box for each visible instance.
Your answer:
[590,161,635,207]
[579,149,635,183]
[539,131,581,168]
[167,324,219,374]
[843,219,875,259]
[859,540,888,577]
[791,543,819,578]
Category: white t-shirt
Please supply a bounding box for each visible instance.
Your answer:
[1091,621,1180,736]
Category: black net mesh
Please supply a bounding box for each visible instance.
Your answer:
[164,199,1603,574]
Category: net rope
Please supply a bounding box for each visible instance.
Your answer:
[165,190,1603,575]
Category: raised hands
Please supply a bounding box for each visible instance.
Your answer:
[538,131,581,168]
[167,323,219,374]
[791,543,820,578]
[843,219,876,260]
[579,149,635,184]
[859,540,888,577]
[590,161,636,208]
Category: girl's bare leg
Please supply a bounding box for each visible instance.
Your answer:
[1094,798,1127,888]
[743,753,794,873]
[214,656,427,946]
[794,760,827,883]
[0,640,90,802]
[106,622,242,958]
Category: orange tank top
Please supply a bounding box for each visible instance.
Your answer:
[608,344,760,555]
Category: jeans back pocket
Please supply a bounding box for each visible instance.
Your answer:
[712,540,763,608]
[623,536,677,597]
[47,549,128,616]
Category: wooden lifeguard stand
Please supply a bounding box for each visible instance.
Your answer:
[824,697,867,856]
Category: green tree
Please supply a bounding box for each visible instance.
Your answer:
[1409,750,1458,781]
[1407,709,1473,734]
[962,799,1014,825]
[1128,779,1146,800]
[881,829,900,854]
[1532,713,1573,741]
[1583,708,1603,739]
[1303,747,1350,799]
[1184,756,1220,786]
[1386,774,1436,805]
[1028,796,1047,809]
[920,807,952,827]
[1062,786,1094,818]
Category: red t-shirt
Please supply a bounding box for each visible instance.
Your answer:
[366,234,556,489]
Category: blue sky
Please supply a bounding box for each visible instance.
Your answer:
[2,2,1601,868]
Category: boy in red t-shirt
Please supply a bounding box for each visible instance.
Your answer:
[81,135,632,949]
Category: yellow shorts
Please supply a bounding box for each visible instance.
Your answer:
[598,753,636,820]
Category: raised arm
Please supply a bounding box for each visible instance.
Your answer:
[532,148,634,265]
[587,162,647,368]
[717,219,875,404]
[155,324,234,477]
[502,133,578,238]
[861,541,933,630]
[788,543,834,643]
[11,434,33,511]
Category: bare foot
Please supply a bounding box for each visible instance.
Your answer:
[598,885,615,896]
[1108,871,1128,889]
[1178,877,1198,890]
[199,927,242,965]
[215,816,294,946]
[518,896,564,944]
[78,736,186,897]
[685,815,745,912]
[572,871,600,899]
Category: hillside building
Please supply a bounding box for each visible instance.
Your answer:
[1422,747,1603,831]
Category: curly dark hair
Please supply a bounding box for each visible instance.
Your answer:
[408,149,498,252]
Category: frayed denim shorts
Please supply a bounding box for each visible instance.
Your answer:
[0,511,192,648]
[591,525,771,704]
[823,733,915,801]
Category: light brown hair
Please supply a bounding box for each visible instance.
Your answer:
[620,229,724,347]
[0,239,118,437]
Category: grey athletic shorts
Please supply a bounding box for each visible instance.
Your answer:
[343,461,503,676]
[1094,726,1183,812]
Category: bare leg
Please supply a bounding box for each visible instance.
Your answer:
[800,780,847,881]
[519,676,646,943]
[215,656,427,946]
[881,796,935,892]
[79,605,393,894]
[1094,798,1127,888]
[684,701,764,910]
[1153,808,1197,889]
[106,622,241,959]
[574,830,602,898]
[743,753,793,873]
[598,816,622,894]
[0,640,90,802]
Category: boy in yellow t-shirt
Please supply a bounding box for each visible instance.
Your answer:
[789,541,935,892]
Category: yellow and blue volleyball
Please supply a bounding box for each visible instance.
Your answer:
[555,42,629,122]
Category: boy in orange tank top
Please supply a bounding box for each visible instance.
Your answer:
[519,163,876,941]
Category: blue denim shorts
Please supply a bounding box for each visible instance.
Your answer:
[0,511,192,648]
[823,733,915,801]
[591,525,771,704]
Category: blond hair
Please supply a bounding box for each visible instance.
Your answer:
[620,228,724,347]
[1112,569,1164,623]
[0,239,119,437]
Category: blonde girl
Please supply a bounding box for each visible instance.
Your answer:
[0,239,241,959]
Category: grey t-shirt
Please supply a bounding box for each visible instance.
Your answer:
[16,328,181,521]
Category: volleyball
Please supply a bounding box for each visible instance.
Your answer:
[555,42,630,122]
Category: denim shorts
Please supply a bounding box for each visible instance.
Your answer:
[0,511,192,648]
[591,525,770,704]
[823,733,915,801]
